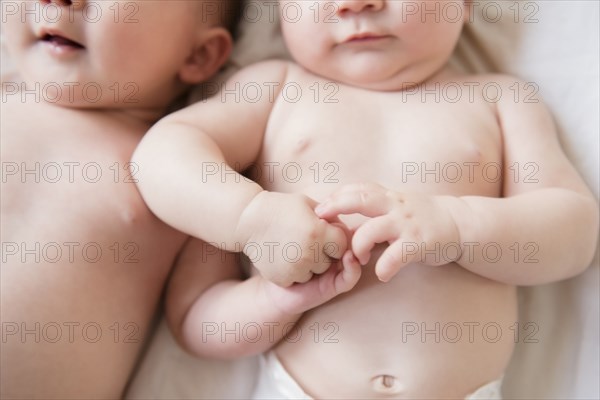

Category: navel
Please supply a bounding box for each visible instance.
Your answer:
[371,374,404,394]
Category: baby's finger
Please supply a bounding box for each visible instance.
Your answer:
[304,195,319,209]
[322,223,348,260]
[316,191,393,219]
[352,216,397,265]
[375,240,419,282]
[327,182,386,197]
[264,269,336,315]
[330,220,352,242]
[294,270,314,284]
[267,273,294,288]
[334,251,362,294]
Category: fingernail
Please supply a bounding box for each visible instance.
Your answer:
[315,203,327,214]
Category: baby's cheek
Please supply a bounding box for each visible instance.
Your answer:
[2,21,31,56]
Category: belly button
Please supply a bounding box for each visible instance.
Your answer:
[371,374,403,394]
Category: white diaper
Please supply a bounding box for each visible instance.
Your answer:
[251,351,502,399]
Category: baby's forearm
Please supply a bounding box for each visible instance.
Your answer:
[133,119,263,249]
[449,189,599,285]
[179,276,301,359]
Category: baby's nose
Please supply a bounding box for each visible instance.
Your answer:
[336,0,385,15]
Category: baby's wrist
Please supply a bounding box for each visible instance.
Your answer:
[437,195,474,262]
[256,277,305,319]
[234,189,269,248]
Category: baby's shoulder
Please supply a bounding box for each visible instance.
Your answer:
[453,73,536,99]
[229,59,293,85]
[229,60,319,88]
[441,73,542,111]
[452,73,526,86]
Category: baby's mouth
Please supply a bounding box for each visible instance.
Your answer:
[41,33,84,49]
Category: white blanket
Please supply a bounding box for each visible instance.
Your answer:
[125,1,597,398]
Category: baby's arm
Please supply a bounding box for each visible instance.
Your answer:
[446,76,599,284]
[318,76,598,285]
[167,239,360,359]
[133,61,347,286]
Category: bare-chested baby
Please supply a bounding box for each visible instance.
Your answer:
[132,0,599,398]
[1,0,243,398]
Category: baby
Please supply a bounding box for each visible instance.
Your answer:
[133,0,599,398]
[1,0,242,398]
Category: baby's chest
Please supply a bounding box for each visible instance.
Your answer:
[259,98,503,197]
[2,103,154,243]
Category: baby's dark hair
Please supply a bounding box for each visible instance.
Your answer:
[220,0,245,41]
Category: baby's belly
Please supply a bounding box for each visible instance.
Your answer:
[1,231,178,398]
[0,98,184,398]
[1,193,183,398]
[275,247,517,399]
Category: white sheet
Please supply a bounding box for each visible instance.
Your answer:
[125,1,597,398]
[456,1,600,398]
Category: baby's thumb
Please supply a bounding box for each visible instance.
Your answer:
[323,223,348,260]
[335,251,362,294]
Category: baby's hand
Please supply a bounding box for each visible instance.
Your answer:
[260,251,362,316]
[316,183,462,282]
[236,191,349,287]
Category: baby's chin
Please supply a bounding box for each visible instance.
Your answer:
[303,61,435,92]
